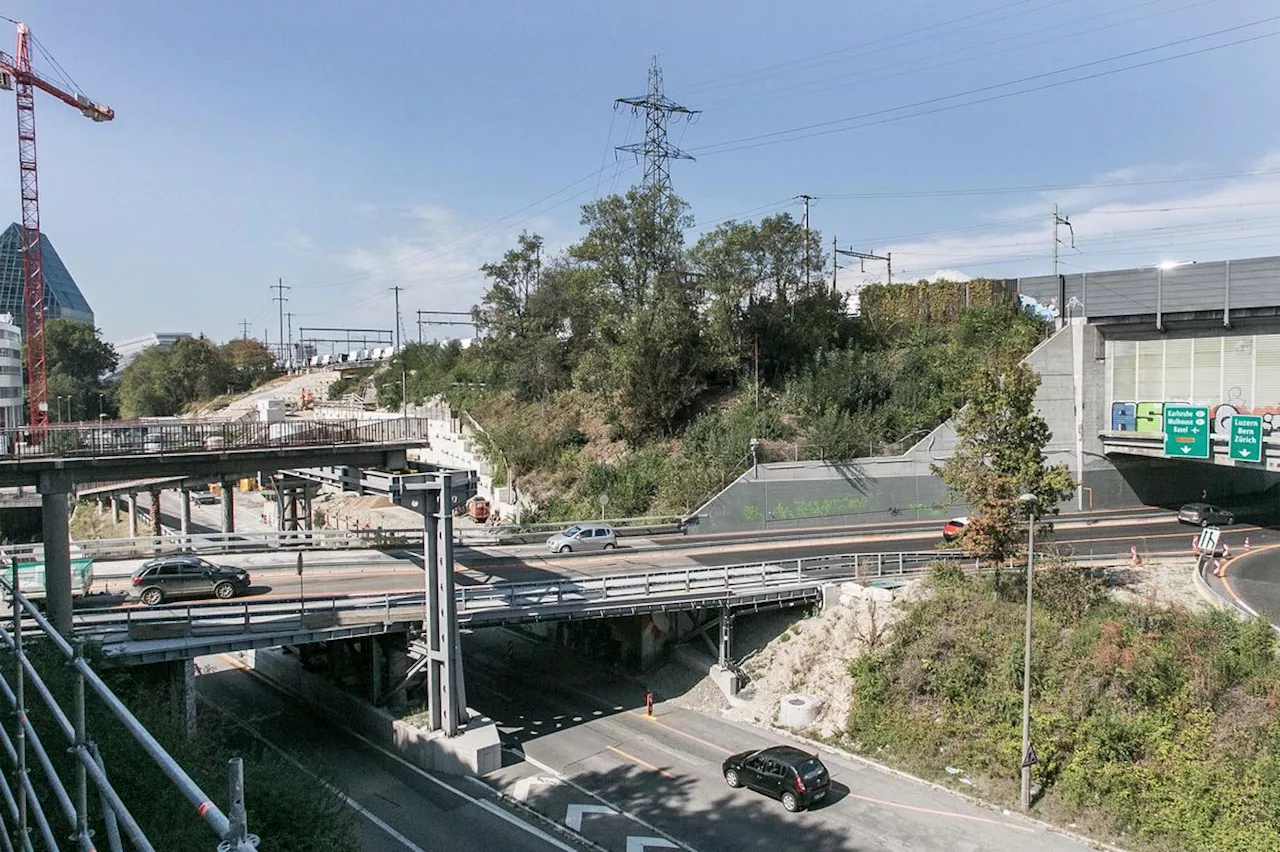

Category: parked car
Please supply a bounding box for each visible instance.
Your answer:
[722,746,831,812]
[1177,503,1235,527]
[546,524,617,554]
[130,556,250,606]
[942,517,968,542]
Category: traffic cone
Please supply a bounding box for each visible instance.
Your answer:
[1223,544,1231,560]
[1213,559,1223,577]
[1130,545,1142,568]
[1192,536,1199,554]
[1245,537,1252,552]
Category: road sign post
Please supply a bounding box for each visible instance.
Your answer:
[1163,404,1210,459]
[1230,414,1264,463]
[1197,526,1221,554]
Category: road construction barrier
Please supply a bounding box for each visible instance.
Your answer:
[1130,545,1141,567]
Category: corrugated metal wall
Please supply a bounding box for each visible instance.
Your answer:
[1013,255,1280,320]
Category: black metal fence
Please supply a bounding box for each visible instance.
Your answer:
[0,417,431,460]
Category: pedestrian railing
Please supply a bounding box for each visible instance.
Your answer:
[0,570,262,851]
[0,416,431,461]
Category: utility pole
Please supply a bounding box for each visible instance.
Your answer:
[799,194,812,289]
[1052,204,1073,331]
[271,278,290,366]
[239,319,250,341]
[616,56,700,195]
[836,246,891,283]
[831,234,838,292]
[284,312,295,368]
[390,286,404,351]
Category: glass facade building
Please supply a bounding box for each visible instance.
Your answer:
[0,223,95,326]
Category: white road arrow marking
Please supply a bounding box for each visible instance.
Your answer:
[565,803,617,832]
[627,838,679,852]
[513,775,560,803]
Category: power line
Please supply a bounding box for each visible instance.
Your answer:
[698,0,1210,111]
[692,18,1280,156]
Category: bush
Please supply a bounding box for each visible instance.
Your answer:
[846,569,1280,850]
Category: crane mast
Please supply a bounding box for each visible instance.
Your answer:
[0,23,113,430]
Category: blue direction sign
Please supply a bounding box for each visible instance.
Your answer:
[1230,414,1264,463]
[1163,404,1210,459]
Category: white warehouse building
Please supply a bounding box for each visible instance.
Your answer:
[0,313,23,440]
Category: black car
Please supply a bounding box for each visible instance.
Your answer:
[1177,502,1235,527]
[130,556,250,606]
[722,746,831,812]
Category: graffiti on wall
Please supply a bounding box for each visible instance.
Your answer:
[1110,399,1279,437]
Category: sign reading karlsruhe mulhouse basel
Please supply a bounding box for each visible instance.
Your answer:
[1162,404,1210,459]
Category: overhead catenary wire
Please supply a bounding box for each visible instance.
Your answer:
[698,0,1211,111]
[692,18,1280,156]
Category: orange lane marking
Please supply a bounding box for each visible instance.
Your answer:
[842,791,1036,833]
[604,745,676,779]
[637,713,733,756]
[1217,541,1280,579]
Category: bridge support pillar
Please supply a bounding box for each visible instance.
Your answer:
[220,481,235,533]
[111,496,121,524]
[150,487,162,536]
[168,658,197,738]
[416,474,467,737]
[38,473,74,636]
[126,492,138,538]
[179,489,191,537]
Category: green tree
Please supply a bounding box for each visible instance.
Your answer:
[932,361,1075,560]
[221,338,279,391]
[42,318,120,420]
[118,337,239,417]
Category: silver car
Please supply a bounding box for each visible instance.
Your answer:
[546,524,617,554]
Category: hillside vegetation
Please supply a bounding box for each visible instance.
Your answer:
[848,564,1280,851]
[376,185,1050,520]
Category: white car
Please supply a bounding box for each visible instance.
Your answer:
[546,524,617,554]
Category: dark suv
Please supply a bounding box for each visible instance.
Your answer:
[130,556,250,606]
[722,746,831,812]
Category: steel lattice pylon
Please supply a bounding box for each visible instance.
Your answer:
[615,56,699,193]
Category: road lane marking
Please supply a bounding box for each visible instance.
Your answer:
[565,803,617,831]
[839,789,1037,832]
[637,714,732,756]
[604,745,676,779]
[215,654,579,852]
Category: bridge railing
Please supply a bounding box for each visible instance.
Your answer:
[0,573,262,850]
[0,416,432,460]
[71,550,982,646]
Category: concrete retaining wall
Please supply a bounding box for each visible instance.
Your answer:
[245,647,501,776]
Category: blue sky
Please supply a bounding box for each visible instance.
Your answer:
[3,1,1280,345]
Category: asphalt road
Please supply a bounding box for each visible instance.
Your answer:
[80,510,1280,609]
[460,628,1095,852]
[198,653,589,852]
[1219,542,1280,625]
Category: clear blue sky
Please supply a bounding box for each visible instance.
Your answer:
[3,1,1279,345]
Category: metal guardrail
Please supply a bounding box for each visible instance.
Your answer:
[0,416,431,460]
[0,569,261,850]
[3,517,688,562]
[73,550,978,647]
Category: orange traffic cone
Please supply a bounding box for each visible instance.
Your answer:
[1192,536,1198,554]
[1244,537,1252,552]
[1130,545,1142,568]
[1223,544,1231,559]
[1213,559,1223,577]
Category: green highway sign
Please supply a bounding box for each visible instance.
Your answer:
[1163,404,1210,459]
[1230,414,1264,463]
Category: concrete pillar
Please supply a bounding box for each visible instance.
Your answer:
[150,488,162,536]
[369,638,384,703]
[111,496,121,524]
[38,473,74,636]
[220,481,235,533]
[168,659,197,738]
[126,493,138,538]
[179,489,191,536]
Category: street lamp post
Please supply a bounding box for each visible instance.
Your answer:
[1018,492,1037,812]
[98,393,105,421]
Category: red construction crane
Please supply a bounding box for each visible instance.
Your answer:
[0,22,113,430]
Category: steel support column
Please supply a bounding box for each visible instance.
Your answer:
[418,475,466,736]
[718,606,733,667]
